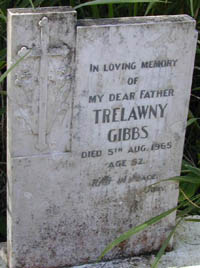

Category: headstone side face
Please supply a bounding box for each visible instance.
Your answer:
[7,7,76,268]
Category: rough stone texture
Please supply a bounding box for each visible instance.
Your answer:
[160,216,200,267]
[0,243,7,268]
[7,10,197,268]
[73,257,153,268]
[73,216,200,268]
[1,216,200,267]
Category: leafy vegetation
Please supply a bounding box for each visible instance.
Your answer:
[0,0,200,265]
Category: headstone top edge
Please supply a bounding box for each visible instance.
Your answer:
[8,6,76,15]
[77,14,195,28]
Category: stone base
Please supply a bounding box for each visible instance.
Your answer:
[0,242,7,268]
[2,216,200,268]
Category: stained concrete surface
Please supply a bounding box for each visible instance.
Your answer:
[1,216,200,268]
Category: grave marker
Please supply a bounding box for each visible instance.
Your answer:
[7,8,197,268]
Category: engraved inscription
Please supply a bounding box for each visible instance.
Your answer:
[79,55,181,188]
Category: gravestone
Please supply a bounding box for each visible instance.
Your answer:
[7,7,197,268]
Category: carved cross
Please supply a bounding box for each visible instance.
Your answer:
[17,17,69,151]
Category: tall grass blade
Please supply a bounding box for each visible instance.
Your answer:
[177,194,200,218]
[0,108,6,116]
[187,118,200,127]
[192,87,200,91]
[145,2,155,15]
[0,50,30,83]
[178,203,200,218]
[108,4,114,17]
[182,161,200,176]
[179,181,199,202]
[75,0,165,10]
[28,0,35,8]
[180,188,200,209]
[91,5,100,18]
[151,219,182,268]
[190,0,194,17]
[98,206,177,261]
[133,2,138,16]
[32,0,46,7]
[70,0,75,7]
[185,218,200,222]
[0,9,6,22]
[0,91,6,95]
[150,176,200,185]
[194,3,200,19]
[0,49,6,61]
[0,62,6,70]
[128,4,133,16]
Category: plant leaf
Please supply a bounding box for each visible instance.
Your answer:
[190,0,194,17]
[179,187,200,208]
[177,194,200,218]
[0,50,30,83]
[179,181,199,202]
[151,176,200,185]
[151,219,182,268]
[28,0,35,8]
[0,90,6,95]
[192,87,200,91]
[0,10,6,23]
[182,162,200,177]
[144,2,155,15]
[75,0,165,10]
[98,206,177,261]
[108,4,114,18]
[185,218,200,222]
[91,5,100,18]
[187,118,199,127]
[0,107,6,116]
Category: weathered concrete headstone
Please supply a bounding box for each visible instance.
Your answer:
[7,8,197,268]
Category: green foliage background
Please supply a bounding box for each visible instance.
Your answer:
[0,0,200,247]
